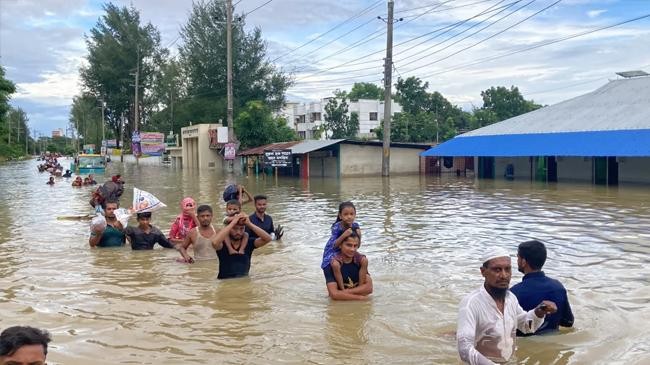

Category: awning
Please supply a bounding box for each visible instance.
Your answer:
[421,129,650,157]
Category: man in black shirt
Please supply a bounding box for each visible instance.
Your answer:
[125,212,175,250]
[247,194,284,240]
[212,212,272,279]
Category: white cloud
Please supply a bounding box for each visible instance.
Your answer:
[587,9,608,18]
[14,70,81,106]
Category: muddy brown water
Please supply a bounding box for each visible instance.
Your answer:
[1,159,649,364]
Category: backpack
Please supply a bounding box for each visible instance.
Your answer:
[222,184,239,202]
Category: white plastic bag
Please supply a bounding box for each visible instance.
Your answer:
[90,215,107,233]
[114,208,131,227]
[132,187,167,213]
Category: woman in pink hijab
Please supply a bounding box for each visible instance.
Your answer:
[168,197,199,245]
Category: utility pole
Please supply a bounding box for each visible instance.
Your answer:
[381,0,395,177]
[170,88,174,136]
[134,50,140,133]
[120,112,125,163]
[134,49,140,165]
[226,0,234,143]
[101,100,105,147]
[226,0,235,172]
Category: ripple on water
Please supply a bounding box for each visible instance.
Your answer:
[2,159,650,363]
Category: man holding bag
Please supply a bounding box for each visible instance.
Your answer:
[89,199,126,248]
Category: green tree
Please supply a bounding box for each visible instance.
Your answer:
[148,58,185,135]
[70,94,103,149]
[234,101,297,149]
[479,86,542,123]
[80,3,167,145]
[0,66,16,124]
[347,82,384,101]
[324,97,358,139]
[178,0,292,129]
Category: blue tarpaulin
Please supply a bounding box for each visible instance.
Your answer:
[420,129,650,157]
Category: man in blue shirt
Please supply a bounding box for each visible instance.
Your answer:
[511,240,574,335]
[247,194,283,240]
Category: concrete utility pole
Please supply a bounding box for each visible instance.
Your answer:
[101,100,105,146]
[226,0,234,143]
[134,50,140,165]
[225,0,235,172]
[120,112,125,163]
[381,0,395,177]
[134,51,140,133]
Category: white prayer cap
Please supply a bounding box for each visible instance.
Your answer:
[481,247,511,265]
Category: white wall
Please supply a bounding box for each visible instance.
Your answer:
[494,157,532,179]
[619,157,650,184]
[557,157,592,182]
[339,144,422,176]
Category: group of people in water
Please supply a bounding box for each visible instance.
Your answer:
[457,241,574,364]
[18,168,579,364]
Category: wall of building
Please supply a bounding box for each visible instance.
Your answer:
[338,144,422,176]
[619,157,650,184]
[122,154,162,166]
[309,156,338,177]
[181,124,224,170]
[494,157,532,180]
[282,98,402,140]
[557,157,592,182]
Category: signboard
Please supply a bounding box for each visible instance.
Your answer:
[224,143,236,160]
[83,144,95,154]
[131,131,141,156]
[104,139,117,148]
[217,127,229,143]
[140,132,165,156]
[264,149,292,167]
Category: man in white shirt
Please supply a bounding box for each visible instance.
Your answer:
[457,248,558,364]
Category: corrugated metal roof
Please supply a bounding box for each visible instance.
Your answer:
[290,139,345,154]
[464,77,650,137]
[238,141,301,156]
[421,129,650,157]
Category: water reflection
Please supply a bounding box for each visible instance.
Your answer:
[325,301,372,363]
[1,159,650,363]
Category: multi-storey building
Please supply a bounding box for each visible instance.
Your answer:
[280,98,402,140]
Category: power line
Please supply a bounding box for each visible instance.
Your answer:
[398,0,533,69]
[299,17,378,59]
[271,0,383,62]
[394,0,518,64]
[400,0,561,74]
[293,0,458,81]
[245,0,273,16]
[417,12,650,79]
[292,0,515,84]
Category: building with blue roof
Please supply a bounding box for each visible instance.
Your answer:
[421,72,650,185]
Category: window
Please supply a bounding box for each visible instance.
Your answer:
[369,112,378,121]
[311,112,321,121]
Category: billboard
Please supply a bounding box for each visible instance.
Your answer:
[140,132,166,156]
[264,149,292,167]
[224,143,236,160]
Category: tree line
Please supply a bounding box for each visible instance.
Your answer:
[323,79,542,143]
[74,1,295,151]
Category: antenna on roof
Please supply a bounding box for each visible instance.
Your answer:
[616,70,649,78]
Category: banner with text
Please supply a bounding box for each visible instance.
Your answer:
[264,149,292,167]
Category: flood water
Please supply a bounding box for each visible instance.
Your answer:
[1,158,650,364]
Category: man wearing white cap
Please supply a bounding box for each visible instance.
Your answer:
[456,247,557,364]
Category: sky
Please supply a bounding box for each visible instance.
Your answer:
[1,0,650,136]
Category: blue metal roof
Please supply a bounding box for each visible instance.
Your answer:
[421,129,650,157]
